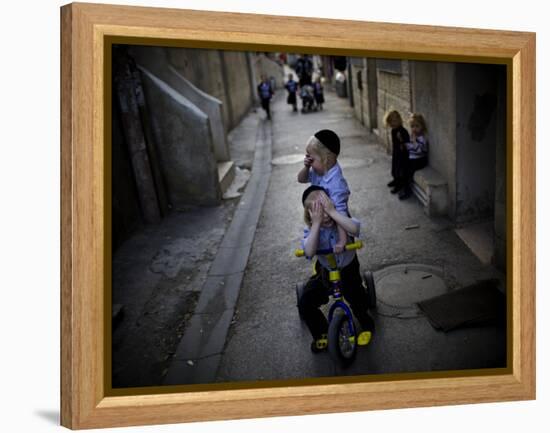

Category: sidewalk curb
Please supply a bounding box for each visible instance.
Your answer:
[163,117,273,385]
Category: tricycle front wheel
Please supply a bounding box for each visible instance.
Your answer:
[328,308,357,367]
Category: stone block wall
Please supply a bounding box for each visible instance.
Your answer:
[411,61,457,218]
[254,54,285,90]
[112,46,257,248]
[376,60,412,152]
[139,67,221,208]
[350,61,365,125]
[165,47,254,131]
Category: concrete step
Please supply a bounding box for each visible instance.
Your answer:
[412,167,449,217]
[455,222,494,266]
[217,161,236,195]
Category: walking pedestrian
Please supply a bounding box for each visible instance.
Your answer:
[257,75,274,120]
[285,73,298,112]
[313,76,325,110]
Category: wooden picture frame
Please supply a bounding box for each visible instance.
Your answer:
[60,2,536,429]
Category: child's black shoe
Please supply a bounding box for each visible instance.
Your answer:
[310,334,328,353]
[398,189,411,200]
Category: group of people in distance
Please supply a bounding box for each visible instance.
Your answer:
[256,55,325,120]
[295,113,429,353]
[288,55,324,113]
[257,75,325,118]
[285,73,325,113]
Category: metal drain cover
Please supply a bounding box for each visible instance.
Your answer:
[339,157,373,169]
[374,264,447,309]
[271,154,304,165]
[271,154,373,167]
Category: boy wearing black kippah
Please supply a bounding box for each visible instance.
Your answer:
[297,129,351,254]
[298,186,374,352]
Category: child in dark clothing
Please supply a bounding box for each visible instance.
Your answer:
[383,109,410,194]
[257,75,274,120]
[297,186,374,353]
[313,77,325,110]
[285,73,298,112]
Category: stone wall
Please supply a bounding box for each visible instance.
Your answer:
[363,59,379,131]
[165,48,254,132]
[344,55,507,270]
[223,50,256,128]
[411,61,457,218]
[455,63,503,223]
[376,60,412,152]
[139,67,221,208]
[254,54,285,90]
[112,46,257,248]
[112,99,143,251]
[129,46,229,162]
[350,61,365,125]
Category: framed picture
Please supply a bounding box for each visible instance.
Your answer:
[61,2,536,429]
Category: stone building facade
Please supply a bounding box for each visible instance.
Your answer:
[339,56,506,270]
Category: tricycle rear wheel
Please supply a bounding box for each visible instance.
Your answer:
[295,283,306,320]
[363,271,377,310]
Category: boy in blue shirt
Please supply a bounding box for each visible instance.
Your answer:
[298,186,374,352]
[257,75,273,120]
[297,129,350,253]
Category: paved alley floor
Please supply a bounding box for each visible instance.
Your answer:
[112,203,236,387]
[111,108,264,388]
[215,88,506,383]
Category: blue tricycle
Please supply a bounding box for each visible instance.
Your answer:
[295,240,377,366]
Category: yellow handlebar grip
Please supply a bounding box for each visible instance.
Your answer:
[345,240,363,250]
[295,249,305,257]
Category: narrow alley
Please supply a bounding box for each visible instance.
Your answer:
[214,86,505,383]
[111,49,507,389]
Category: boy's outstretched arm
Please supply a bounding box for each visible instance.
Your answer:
[327,181,355,248]
[334,223,348,253]
[318,194,360,236]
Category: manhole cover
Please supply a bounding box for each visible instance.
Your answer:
[271,154,373,168]
[375,264,447,309]
[339,157,373,169]
[271,154,304,165]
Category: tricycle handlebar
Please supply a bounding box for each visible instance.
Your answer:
[294,240,363,257]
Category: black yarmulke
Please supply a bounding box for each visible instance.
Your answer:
[302,185,328,205]
[314,129,340,155]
